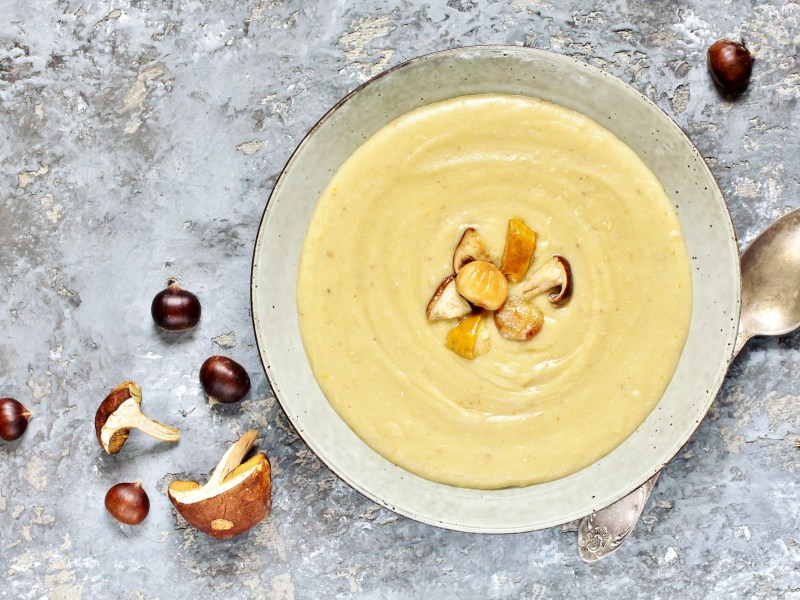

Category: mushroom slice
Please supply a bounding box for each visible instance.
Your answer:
[168,430,272,539]
[521,255,573,305]
[426,275,471,320]
[500,217,538,283]
[95,381,180,454]
[453,228,492,273]
[494,296,544,341]
[445,311,490,360]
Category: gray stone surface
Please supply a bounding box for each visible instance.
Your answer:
[1,0,799,598]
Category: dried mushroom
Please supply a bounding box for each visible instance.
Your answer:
[168,430,271,539]
[452,228,492,273]
[521,255,572,305]
[426,275,472,320]
[95,381,180,454]
[429,220,573,359]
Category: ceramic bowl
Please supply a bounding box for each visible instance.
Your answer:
[251,46,740,532]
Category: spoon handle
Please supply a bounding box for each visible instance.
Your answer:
[732,326,750,358]
[577,473,659,561]
[577,317,750,561]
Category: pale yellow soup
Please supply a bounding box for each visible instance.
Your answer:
[297,94,692,489]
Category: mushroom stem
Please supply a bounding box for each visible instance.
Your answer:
[130,413,180,441]
[100,398,180,449]
[207,430,259,488]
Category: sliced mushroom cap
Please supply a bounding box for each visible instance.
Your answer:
[521,255,572,305]
[494,296,545,340]
[95,381,180,454]
[453,228,492,273]
[426,275,471,320]
[167,430,272,539]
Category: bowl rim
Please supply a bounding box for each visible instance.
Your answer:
[250,44,741,532]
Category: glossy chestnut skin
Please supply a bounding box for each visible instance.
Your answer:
[151,280,201,331]
[200,356,251,404]
[708,39,754,93]
[0,398,31,441]
[105,481,150,525]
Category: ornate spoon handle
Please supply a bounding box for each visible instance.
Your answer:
[577,473,660,562]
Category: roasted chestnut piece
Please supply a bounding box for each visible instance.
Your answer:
[455,261,508,311]
[521,255,572,306]
[445,311,490,360]
[494,296,544,341]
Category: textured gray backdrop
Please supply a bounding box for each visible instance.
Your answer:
[1,1,798,598]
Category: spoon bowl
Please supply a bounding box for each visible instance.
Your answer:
[740,208,800,339]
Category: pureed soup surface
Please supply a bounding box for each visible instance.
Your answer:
[297,94,692,489]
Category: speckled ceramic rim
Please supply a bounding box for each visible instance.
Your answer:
[251,46,741,533]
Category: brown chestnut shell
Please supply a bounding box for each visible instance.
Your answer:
[151,280,201,331]
[0,398,32,441]
[707,39,754,93]
[200,356,251,404]
[105,481,150,525]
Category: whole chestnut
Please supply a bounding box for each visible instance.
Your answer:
[0,398,32,441]
[151,279,201,331]
[707,39,754,93]
[105,480,150,525]
[200,356,251,404]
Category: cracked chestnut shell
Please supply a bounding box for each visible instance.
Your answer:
[151,279,201,331]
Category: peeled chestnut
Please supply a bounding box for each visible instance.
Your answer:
[105,480,150,525]
[0,398,32,441]
[200,356,251,404]
[708,39,754,93]
[151,279,201,331]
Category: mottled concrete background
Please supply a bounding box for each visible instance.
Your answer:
[1,1,798,598]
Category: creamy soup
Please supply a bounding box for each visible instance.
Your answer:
[297,94,692,489]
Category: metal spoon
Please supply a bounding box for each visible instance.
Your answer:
[577,207,800,562]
